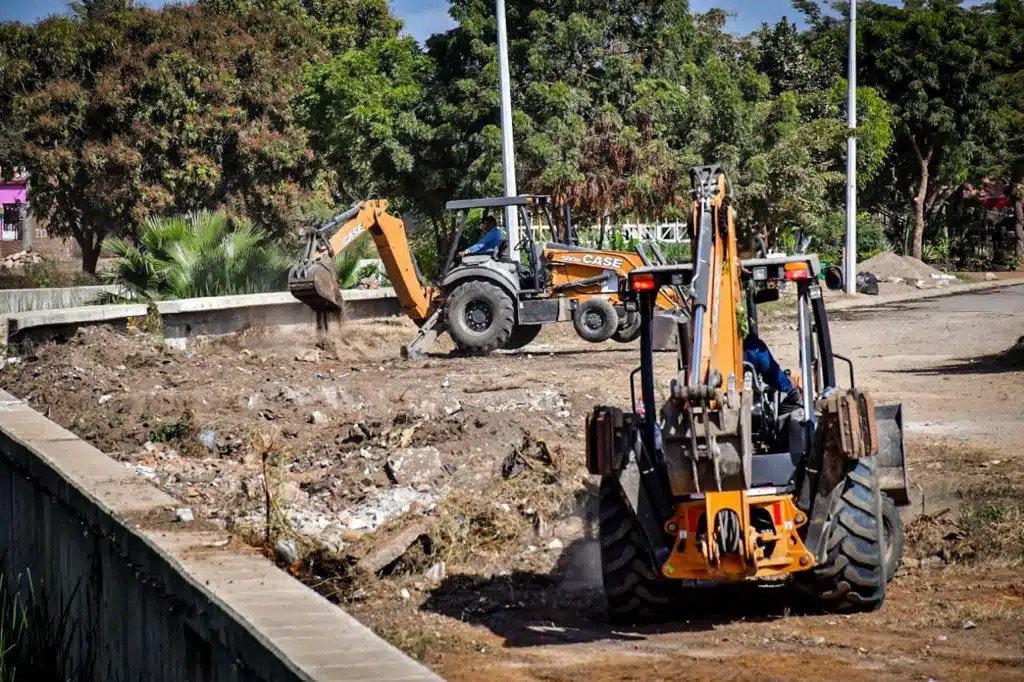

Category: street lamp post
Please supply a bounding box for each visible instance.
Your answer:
[495,0,519,250]
[845,0,857,295]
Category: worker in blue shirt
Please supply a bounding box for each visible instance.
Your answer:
[743,332,803,413]
[460,215,504,257]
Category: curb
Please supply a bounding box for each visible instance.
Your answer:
[824,278,1024,312]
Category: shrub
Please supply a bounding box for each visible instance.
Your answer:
[101,211,291,301]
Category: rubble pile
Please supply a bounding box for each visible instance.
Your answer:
[1,250,43,269]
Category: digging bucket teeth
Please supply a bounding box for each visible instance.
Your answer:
[288,257,344,312]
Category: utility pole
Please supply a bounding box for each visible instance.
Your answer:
[845,0,857,295]
[495,0,519,251]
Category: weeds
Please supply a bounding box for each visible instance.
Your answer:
[0,562,87,682]
[148,412,193,443]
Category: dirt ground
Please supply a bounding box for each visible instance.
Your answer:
[1,285,1023,681]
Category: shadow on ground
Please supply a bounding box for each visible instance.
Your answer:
[419,537,806,648]
[887,336,1024,376]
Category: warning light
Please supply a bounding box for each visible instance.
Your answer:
[784,262,811,281]
[631,273,656,291]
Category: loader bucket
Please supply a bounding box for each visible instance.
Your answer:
[875,403,910,505]
[288,257,344,312]
[653,310,688,351]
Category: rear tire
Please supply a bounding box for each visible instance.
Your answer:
[598,477,674,624]
[794,457,886,612]
[574,297,619,343]
[612,311,641,343]
[504,324,542,350]
[446,280,515,355]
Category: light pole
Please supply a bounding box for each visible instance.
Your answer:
[495,0,519,250]
[845,0,857,295]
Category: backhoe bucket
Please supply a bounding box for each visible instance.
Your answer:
[875,403,910,505]
[288,257,344,312]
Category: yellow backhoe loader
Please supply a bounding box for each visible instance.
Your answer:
[288,195,682,356]
[586,164,909,623]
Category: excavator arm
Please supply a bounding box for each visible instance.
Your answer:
[288,200,433,323]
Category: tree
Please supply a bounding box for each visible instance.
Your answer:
[0,4,330,273]
[295,36,434,203]
[977,0,1024,259]
[857,0,995,259]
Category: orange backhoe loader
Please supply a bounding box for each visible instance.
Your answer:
[288,196,682,356]
[586,164,909,623]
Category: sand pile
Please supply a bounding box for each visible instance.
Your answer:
[858,252,945,282]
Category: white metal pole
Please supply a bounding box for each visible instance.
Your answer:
[495,0,519,251]
[845,0,857,295]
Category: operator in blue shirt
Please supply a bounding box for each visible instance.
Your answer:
[459,215,504,257]
[743,332,803,413]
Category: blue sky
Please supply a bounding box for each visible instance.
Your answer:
[0,0,827,40]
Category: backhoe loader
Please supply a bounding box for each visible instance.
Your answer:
[586,164,909,623]
[288,196,682,357]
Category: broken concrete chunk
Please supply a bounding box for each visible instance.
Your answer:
[296,349,321,363]
[274,538,298,564]
[175,508,194,523]
[309,411,328,425]
[357,520,433,575]
[426,561,446,584]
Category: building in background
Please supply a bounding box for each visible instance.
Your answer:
[0,171,29,255]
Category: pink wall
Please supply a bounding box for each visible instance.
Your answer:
[0,183,27,205]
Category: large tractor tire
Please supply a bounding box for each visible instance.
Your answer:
[794,457,887,612]
[881,494,904,581]
[612,311,641,343]
[446,280,516,355]
[598,477,675,624]
[574,297,619,343]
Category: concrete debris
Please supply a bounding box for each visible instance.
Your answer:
[309,411,328,425]
[98,394,113,405]
[426,561,446,584]
[399,588,411,601]
[339,486,438,533]
[198,429,217,450]
[295,349,321,363]
[246,393,263,410]
[175,507,194,523]
[1,250,43,269]
[915,280,928,289]
[963,620,977,630]
[385,447,442,486]
[546,538,564,551]
[357,520,432,575]
[985,272,998,281]
[130,463,157,480]
[274,538,299,565]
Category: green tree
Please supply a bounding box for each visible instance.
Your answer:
[0,4,329,273]
[857,0,995,259]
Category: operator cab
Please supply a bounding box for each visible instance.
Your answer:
[443,194,577,293]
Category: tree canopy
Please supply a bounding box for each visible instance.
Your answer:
[2,0,1021,274]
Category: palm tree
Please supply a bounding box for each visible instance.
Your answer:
[101,211,292,301]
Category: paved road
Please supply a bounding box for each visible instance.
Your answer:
[764,285,1024,450]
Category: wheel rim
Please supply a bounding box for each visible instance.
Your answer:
[585,310,605,331]
[465,300,493,332]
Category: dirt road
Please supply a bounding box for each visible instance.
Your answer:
[2,285,1022,681]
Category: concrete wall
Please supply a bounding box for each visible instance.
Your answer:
[1,289,402,355]
[0,285,122,314]
[0,390,441,682]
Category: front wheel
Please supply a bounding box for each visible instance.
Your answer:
[446,280,516,355]
[598,477,675,624]
[793,457,887,612]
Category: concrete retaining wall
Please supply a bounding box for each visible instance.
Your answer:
[0,390,441,682]
[1,289,402,355]
[0,285,123,314]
